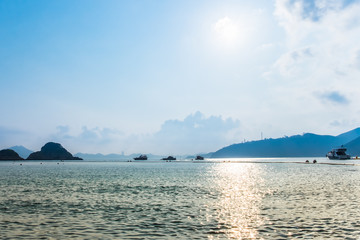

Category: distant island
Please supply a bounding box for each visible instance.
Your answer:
[27,142,82,160]
[0,149,24,160]
[0,142,82,160]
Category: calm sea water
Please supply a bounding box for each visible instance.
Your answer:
[1,159,360,239]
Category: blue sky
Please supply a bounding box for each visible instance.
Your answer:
[1,0,360,154]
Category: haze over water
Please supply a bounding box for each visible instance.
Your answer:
[1,160,360,239]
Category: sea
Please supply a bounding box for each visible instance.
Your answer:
[1,158,360,239]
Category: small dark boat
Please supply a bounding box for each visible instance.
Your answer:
[195,155,204,160]
[133,154,148,160]
[326,146,351,160]
[161,156,176,161]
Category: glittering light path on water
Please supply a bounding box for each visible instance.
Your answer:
[1,161,360,239]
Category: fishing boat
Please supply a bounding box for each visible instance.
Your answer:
[133,154,148,160]
[195,155,204,160]
[161,156,176,161]
[326,146,351,160]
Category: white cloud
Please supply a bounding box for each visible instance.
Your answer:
[354,49,360,70]
[48,112,241,155]
[151,111,241,154]
[330,118,359,128]
[273,46,314,76]
[256,0,360,136]
[271,1,360,96]
[49,126,125,154]
[273,0,360,74]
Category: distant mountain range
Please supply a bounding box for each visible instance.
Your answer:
[9,146,33,159]
[211,127,360,158]
[5,128,360,159]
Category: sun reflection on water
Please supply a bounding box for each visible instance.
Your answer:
[209,163,266,239]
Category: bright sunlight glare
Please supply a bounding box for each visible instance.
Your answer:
[214,17,240,47]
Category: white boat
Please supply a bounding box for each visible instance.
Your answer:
[326,146,351,160]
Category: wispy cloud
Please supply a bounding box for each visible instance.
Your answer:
[318,91,349,105]
[354,49,360,70]
[48,112,241,155]
[49,126,125,154]
[256,0,360,136]
[273,0,360,75]
[269,1,360,97]
[273,47,313,76]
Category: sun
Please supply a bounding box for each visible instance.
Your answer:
[213,17,240,47]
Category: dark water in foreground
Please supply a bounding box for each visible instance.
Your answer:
[1,159,360,239]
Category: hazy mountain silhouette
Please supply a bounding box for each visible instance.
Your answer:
[336,127,360,143]
[9,145,33,159]
[212,128,360,158]
[345,136,360,156]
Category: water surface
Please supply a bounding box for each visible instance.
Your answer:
[1,159,359,239]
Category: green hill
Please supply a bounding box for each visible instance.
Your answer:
[212,128,360,158]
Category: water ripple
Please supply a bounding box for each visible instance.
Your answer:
[0,161,360,239]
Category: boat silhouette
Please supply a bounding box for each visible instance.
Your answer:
[161,156,176,161]
[133,154,148,160]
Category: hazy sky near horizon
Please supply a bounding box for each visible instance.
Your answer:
[1,0,360,154]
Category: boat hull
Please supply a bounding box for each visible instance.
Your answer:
[327,156,351,160]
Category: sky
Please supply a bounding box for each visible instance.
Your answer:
[1,0,360,155]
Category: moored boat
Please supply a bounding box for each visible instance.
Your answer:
[133,154,148,160]
[195,155,204,160]
[326,146,351,160]
[161,156,176,161]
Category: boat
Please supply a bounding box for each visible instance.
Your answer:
[326,146,351,160]
[195,155,204,160]
[133,154,148,160]
[161,156,176,161]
